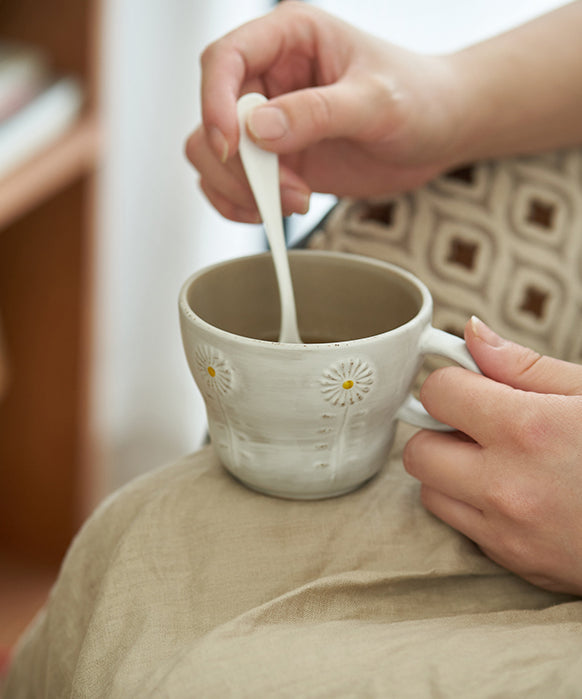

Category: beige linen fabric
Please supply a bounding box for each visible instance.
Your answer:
[5,425,581,698]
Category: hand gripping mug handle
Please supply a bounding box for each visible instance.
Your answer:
[395,326,481,431]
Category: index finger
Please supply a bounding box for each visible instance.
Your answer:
[419,366,521,446]
[199,3,324,159]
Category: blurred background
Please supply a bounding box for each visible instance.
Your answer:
[0,0,566,650]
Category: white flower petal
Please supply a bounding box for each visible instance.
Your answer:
[194,344,234,395]
[320,357,375,406]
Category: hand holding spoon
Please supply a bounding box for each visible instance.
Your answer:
[237,93,302,344]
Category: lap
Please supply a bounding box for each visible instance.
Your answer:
[5,425,581,697]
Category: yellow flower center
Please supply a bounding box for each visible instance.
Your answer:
[342,380,354,390]
[207,366,216,377]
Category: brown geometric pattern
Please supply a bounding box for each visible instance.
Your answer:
[307,148,582,363]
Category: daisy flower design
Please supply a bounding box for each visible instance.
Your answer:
[193,343,238,466]
[320,358,374,406]
[194,344,234,396]
[317,357,375,475]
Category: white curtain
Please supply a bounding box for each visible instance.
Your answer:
[94,0,270,491]
[312,0,567,52]
[93,0,567,494]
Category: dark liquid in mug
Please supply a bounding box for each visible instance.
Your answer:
[260,334,340,344]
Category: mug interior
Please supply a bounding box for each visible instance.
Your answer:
[186,252,424,343]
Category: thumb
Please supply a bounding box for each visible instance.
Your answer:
[246,82,379,154]
[465,316,582,396]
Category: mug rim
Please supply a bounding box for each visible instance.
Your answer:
[178,250,433,350]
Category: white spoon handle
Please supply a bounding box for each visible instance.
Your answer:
[237,93,301,344]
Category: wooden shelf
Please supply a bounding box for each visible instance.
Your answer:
[0,114,100,231]
[0,556,57,650]
[0,0,102,651]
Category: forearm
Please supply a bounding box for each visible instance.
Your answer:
[447,1,582,163]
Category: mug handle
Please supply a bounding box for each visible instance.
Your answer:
[395,325,481,431]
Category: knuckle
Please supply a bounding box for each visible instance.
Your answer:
[277,0,305,13]
[367,72,403,112]
[483,478,511,515]
[509,491,542,526]
[514,346,544,380]
[353,70,410,143]
[184,131,200,164]
[402,430,432,478]
[419,366,455,411]
[485,474,544,525]
[402,434,420,476]
[276,0,316,22]
[496,531,535,570]
[200,39,221,69]
[200,34,241,74]
[305,90,334,134]
[510,397,557,454]
[401,438,416,476]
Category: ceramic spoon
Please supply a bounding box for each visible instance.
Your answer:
[237,93,302,344]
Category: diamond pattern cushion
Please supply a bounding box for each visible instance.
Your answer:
[307,148,582,363]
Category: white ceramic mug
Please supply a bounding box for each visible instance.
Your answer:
[179,250,479,500]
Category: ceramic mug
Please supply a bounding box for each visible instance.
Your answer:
[179,250,479,500]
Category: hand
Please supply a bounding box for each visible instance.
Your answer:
[403,316,582,596]
[185,1,460,222]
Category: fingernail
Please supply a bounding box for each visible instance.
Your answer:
[248,106,289,141]
[283,188,311,215]
[470,315,504,347]
[209,126,229,163]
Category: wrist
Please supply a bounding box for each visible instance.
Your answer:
[429,46,519,170]
[442,2,582,166]
[441,45,520,166]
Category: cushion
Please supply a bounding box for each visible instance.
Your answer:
[308,149,582,363]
